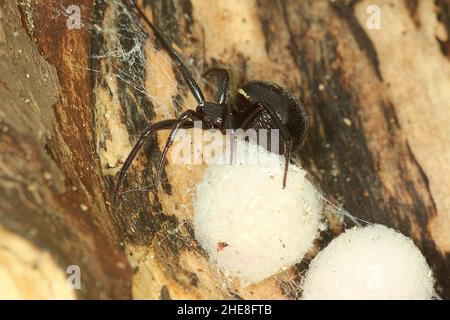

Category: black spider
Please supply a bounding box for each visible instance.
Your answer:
[113,2,308,202]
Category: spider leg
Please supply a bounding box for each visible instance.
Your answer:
[203,68,230,104]
[114,119,194,203]
[283,140,292,188]
[156,110,211,188]
[132,1,206,105]
[201,69,234,161]
[240,105,265,129]
[257,102,293,189]
[219,104,237,165]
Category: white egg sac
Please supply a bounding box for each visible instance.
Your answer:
[193,140,322,285]
[301,224,436,300]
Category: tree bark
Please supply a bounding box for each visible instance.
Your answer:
[0,0,449,299]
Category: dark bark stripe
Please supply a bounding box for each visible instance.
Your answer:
[404,0,421,27]
[436,0,450,59]
[331,0,383,80]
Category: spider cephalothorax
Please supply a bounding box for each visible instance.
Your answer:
[113,2,308,202]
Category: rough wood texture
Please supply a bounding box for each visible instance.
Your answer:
[0,0,449,299]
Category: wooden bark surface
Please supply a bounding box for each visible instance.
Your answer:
[0,0,449,299]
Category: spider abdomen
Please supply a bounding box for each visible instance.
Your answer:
[235,81,308,152]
